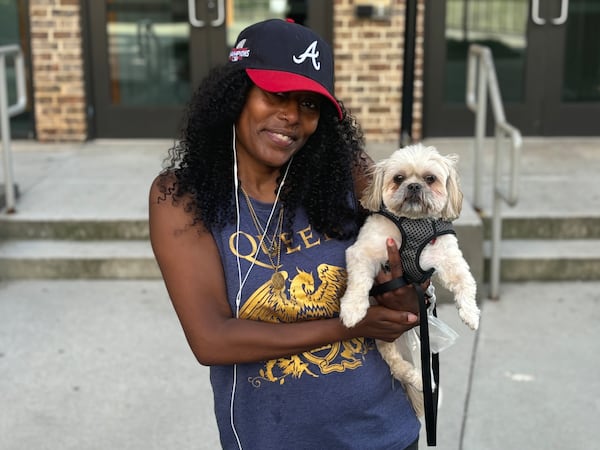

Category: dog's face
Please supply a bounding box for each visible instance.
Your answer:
[361,144,463,220]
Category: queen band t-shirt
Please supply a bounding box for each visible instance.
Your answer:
[210,192,420,449]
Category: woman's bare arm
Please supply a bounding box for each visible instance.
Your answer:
[149,175,418,366]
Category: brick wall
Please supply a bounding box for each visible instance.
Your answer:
[333,0,424,144]
[29,0,86,142]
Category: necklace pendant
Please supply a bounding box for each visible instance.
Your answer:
[271,272,285,290]
[269,242,279,258]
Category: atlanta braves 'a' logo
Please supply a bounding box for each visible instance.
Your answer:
[293,41,321,70]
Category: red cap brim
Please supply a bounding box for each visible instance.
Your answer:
[246,68,343,120]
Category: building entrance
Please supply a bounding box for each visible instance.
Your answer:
[424,0,600,136]
[88,0,332,138]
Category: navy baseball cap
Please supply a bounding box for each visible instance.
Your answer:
[228,18,342,120]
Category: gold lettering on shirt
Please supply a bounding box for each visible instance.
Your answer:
[297,226,320,249]
[280,231,301,254]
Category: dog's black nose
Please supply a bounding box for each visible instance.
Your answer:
[407,183,422,192]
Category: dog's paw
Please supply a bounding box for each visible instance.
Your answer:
[458,303,480,330]
[339,299,369,328]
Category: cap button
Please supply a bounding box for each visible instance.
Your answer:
[285,18,295,23]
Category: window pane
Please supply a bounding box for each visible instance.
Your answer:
[562,0,600,102]
[106,0,190,106]
[444,0,529,103]
[227,1,307,48]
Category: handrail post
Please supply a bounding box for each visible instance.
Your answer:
[466,44,521,299]
[0,45,27,214]
[489,128,504,299]
[473,54,487,211]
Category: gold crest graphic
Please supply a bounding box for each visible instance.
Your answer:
[239,264,373,386]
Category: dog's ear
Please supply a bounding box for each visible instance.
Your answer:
[442,153,463,220]
[360,162,386,212]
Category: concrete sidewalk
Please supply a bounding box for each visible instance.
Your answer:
[1,279,597,449]
[1,137,599,449]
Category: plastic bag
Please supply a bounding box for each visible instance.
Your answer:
[395,284,459,367]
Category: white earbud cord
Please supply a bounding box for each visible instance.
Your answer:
[230,125,292,450]
[231,125,244,450]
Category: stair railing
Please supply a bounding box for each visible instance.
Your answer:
[0,44,27,214]
[466,44,522,299]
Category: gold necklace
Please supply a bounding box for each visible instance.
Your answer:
[241,187,286,291]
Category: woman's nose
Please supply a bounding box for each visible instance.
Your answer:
[278,98,299,123]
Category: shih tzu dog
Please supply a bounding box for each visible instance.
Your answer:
[339,143,480,415]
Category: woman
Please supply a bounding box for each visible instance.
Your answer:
[150,19,422,449]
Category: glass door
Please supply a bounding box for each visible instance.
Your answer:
[540,0,600,134]
[89,1,332,138]
[423,0,600,137]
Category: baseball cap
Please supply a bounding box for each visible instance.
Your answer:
[228,18,343,120]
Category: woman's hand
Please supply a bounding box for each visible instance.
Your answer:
[351,305,418,342]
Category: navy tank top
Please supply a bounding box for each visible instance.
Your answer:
[210,191,420,449]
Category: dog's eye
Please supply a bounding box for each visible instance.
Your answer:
[424,175,436,184]
[393,175,404,185]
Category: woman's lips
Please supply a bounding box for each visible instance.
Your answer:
[266,130,294,147]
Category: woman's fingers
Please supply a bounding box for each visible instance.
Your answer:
[385,237,404,278]
[358,306,419,342]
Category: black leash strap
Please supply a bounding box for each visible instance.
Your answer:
[415,283,439,446]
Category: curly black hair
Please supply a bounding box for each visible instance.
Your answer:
[159,64,367,240]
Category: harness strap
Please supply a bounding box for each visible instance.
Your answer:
[369,276,408,296]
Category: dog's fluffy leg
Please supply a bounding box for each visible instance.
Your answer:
[376,340,424,416]
[424,236,480,330]
[339,216,401,327]
[405,383,425,417]
[338,246,378,326]
[376,341,422,389]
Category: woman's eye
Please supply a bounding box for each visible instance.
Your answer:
[297,95,321,111]
[301,99,319,110]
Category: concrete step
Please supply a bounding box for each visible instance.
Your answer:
[1,237,598,283]
[2,214,598,241]
[482,216,600,239]
[483,239,600,281]
[0,218,149,240]
[0,240,160,279]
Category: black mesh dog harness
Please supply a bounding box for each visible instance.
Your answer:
[375,209,456,283]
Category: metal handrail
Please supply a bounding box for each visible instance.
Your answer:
[0,44,27,213]
[466,44,522,299]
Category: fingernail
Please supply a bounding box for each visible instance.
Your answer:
[387,238,394,246]
[407,313,418,323]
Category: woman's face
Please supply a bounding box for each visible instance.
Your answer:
[235,86,322,168]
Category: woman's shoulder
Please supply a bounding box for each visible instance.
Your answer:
[149,171,201,228]
[150,171,177,201]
